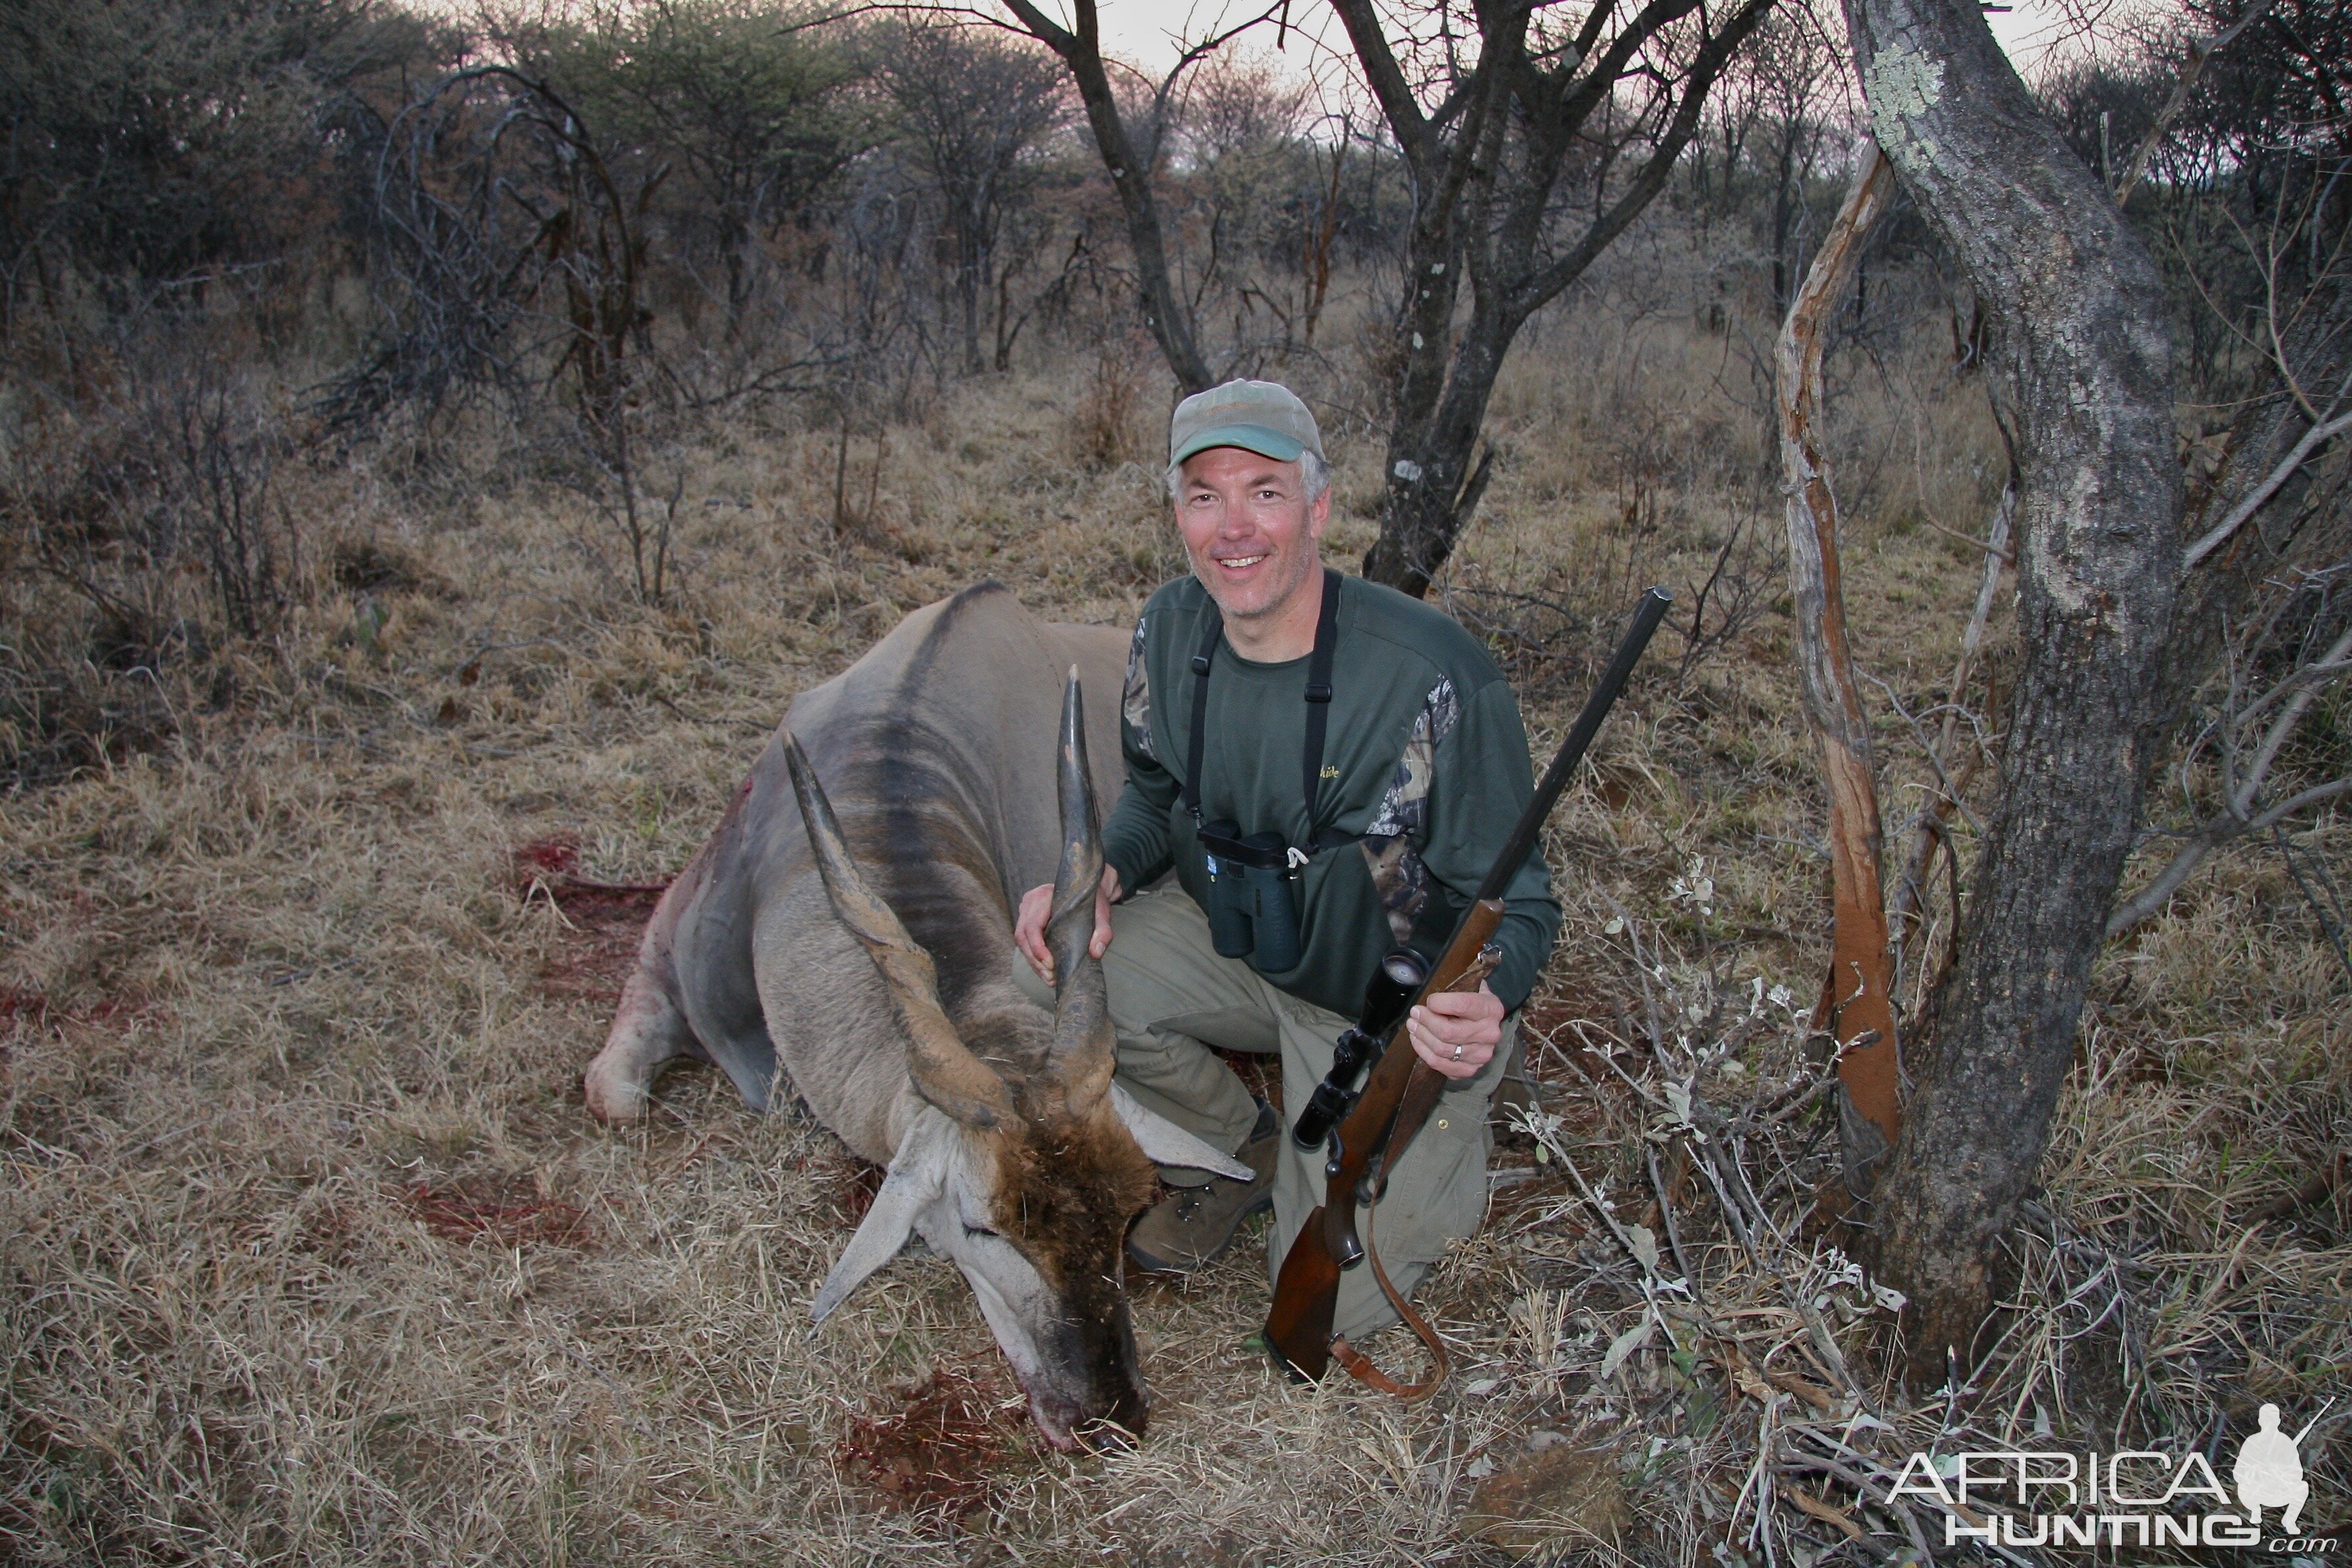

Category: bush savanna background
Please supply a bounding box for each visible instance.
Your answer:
[1,0,2344,1562]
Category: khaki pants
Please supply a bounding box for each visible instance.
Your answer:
[1016,885,1512,1341]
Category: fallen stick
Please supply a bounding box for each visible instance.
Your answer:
[2253,1150,2347,1222]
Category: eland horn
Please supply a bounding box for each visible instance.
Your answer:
[783,730,1024,1131]
[1046,669,1116,1114]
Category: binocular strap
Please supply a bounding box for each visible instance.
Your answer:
[1327,1197,1451,1400]
[1181,568,1355,855]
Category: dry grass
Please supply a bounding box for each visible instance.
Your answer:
[3,301,2345,1565]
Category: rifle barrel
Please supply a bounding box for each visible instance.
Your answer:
[1264,586,1675,1389]
[1474,587,1673,903]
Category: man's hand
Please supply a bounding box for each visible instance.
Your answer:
[1406,984,1504,1081]
[1014,865,1120,985]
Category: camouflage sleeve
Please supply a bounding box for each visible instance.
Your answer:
[1411,677,1562,1012]
[1357,674,1460,950]
[1101,614,1177,896]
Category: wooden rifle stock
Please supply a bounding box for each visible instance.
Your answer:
[1263,586,1673,1391]
[1264,903,1502,1386]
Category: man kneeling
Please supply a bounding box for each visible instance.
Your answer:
[1013,379,1561,1346]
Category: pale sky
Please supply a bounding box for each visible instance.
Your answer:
[1075,0,2102,89]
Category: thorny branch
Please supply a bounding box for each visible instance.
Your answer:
[2109,576,2352,938]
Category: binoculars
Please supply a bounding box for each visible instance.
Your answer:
[1199,820,1304,973]
[1290,945,1430,1148]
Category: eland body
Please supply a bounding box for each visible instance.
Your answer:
[583,583,1246,1449]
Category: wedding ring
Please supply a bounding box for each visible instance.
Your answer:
[1451,1044,1465,1061]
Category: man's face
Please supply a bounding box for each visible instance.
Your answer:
[1174,446,1330,630]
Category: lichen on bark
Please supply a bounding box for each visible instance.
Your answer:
[1841,0,2182,1387]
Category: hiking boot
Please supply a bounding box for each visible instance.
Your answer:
[1126,1101,1279,1274]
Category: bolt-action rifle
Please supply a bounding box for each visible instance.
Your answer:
[1263,587,1674,1393]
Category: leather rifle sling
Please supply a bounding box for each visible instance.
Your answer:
[1329,1199,1451,1398]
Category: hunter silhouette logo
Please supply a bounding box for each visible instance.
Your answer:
[2234,1402,2316,1534]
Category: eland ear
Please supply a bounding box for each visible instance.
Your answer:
[1110,1083,1257,1181]
[811,1112,954,1326]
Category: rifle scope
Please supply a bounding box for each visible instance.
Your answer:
[1291,946,1429,1148]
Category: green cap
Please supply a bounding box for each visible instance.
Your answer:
[1169,379,1325,468]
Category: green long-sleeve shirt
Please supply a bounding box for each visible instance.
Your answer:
[1102,571,1561,1018]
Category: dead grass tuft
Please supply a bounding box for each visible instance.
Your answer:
[1071,336,1153,473]
[331,539,452,601]
[1462,1439,1630,1559]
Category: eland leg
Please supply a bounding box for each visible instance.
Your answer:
[585,963,703,1123]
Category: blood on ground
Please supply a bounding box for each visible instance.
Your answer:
[837,1364,1024,1516]
[405,1175,594,1248]
[514,836,668,1003]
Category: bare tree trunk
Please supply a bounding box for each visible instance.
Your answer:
[1769,125,1803,320]
[959,226,985,377]
[1359,288,1506,595]
[1336,0,1774,597]
[1001,0,1216,394]
[1841,0,2181,1387]
[1776,142,1902,1195]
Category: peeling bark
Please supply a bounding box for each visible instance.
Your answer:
[1841,0,2182,1387]
[1775,141,1902,1194]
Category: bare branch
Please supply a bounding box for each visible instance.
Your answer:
[2183,398,2352,569]
[1892,475,2014,942]
[1509,0,1779,319]
[2112,0,2280,206]
[1324,0,1434,164]
[2106,776,2352,936]
[2241,619,2352,805]
[998,0,1274,391]
[2110,616,2352,937]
